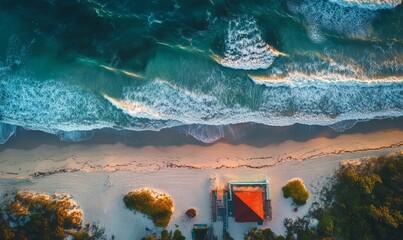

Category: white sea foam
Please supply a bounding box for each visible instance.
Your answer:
[249,72,403,86]
[329,0,402,10]
[0,76,116,134]
[104,77,403,130]
[106,79,228,123]
[215,17,279,70]
[1,73,402,145]
[104,95,164,120]
[288,0,376,41]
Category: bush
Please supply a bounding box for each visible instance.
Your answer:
[321,154,403,239]
[160,230,170,240]
[124,189,173,227]
[282,179,309,205]
[0,191,108,240]
[317,214,334,236]
[244,228,280,240]
[172,229,185,240]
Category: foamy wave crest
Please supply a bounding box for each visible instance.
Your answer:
[0,123,16,144]
[214,17,279,70]
[288,0,376,41]
[0,77,116,134]
[104,95,163,120]
[329,0,402,10]
[104,79,242,124]
[105,77,402,130]
[249,73,403,86]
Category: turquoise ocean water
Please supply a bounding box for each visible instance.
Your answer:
[0,0,402,143]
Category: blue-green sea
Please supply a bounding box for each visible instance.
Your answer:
[0,0,402,143]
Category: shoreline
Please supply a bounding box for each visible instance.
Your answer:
[0,127,402,179]
[2,117,403,150]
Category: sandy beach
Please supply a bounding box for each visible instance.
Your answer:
[0,126,402,239]
[0,128,402,178]
[1,1,403,239]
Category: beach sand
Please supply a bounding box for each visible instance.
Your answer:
[0,127,402,239]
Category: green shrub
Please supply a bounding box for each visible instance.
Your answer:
[124,189,173,227]
[318,214,334,236]
[160,230,170,240]
[245,228,279,240]
[282,179,309,205]
[172,229,185,240]
[0,192,108,240]
[323,154,403,239]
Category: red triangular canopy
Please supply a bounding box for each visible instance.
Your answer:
[233,191,264,222]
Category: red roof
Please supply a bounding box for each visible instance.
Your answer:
[233,191,264,222]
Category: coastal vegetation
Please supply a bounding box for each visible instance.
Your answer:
[0,191,108,240]
[282,179,309,205]
[142,229,185,240]
[311,154,403,239]
[278,153,403,240]
[124,189,174,227]
[244,228,285,240]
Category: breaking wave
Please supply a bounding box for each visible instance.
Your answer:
[0,76,116,134]
[329,0,402,10]
[248,73,403,86]
[104,77,403,128]
[1,75,402,144]
[1,1,402,145]
[214,17,279,70]
[288,0,377,42]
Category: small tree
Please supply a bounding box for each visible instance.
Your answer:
[244,228,280,240]
[282,179,309,205]
[318,214,334,236]
[161,230,170,240]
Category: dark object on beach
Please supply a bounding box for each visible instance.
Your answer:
[186,208,197,218]
[294,207,298,212]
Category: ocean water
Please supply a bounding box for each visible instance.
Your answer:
[0,0,402,143]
